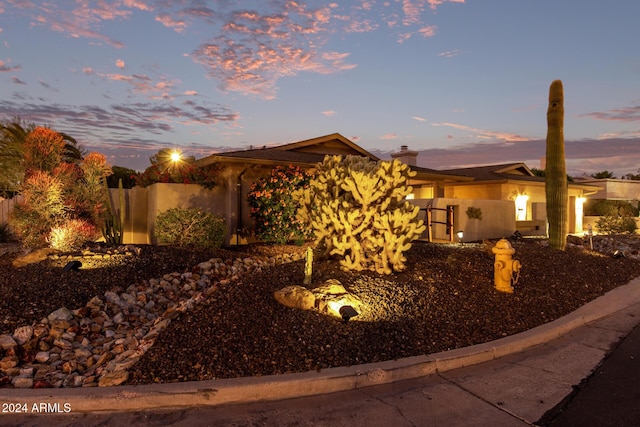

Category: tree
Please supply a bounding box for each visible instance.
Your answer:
[622,169,640,180]
[545,80,568,251]
[0,119,82,195]
[591,170,615,179]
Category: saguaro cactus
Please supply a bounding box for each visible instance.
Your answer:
[545,80,568,250]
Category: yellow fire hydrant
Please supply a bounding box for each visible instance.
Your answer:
[492,238,522,293]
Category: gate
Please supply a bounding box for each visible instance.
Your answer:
[423,205,454,242]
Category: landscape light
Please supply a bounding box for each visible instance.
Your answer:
[339,305,359,323]
[456,230,464,243]
[63,260,82,272]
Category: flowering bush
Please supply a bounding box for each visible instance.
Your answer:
[48,219,99,252]
[247,165,312,244]
[9,127,113,249]
[154,207,226,249]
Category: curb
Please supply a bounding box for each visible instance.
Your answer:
[2,277,640,413]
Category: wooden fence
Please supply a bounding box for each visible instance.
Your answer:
[0,195,22,225]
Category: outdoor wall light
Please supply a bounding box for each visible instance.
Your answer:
[339,305,359,323]
[456,230,464,242]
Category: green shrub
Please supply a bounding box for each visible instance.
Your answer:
[595,215,637,235]
[294,155,425,275]
[247,165,312,244]
[154,207,226,249]
[466,206,483,220]
[584,199,639,217]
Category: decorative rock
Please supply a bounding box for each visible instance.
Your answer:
[0,334,17,350]
[12,377,34,388]
[274,286,316,310]
[0,356,18,370]
[35,351,50,363]
[98,370,129,387]
[0,251,284,389]
[12,326,34,346]
[48,307,73,323]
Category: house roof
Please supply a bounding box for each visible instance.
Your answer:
[440,162,601,194]
[195,133,378,168]
[194,133,470,182]
[439,163,543,183]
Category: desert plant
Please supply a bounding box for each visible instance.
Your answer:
[584,200,639,217]
[48,218,99,252]
[102,178,125,245]
[154,207,226,249]
[466,206,483,220]
[294,155,426,275]
[545,80,568,250]
[247,165,312,244]
[596,216,638,235]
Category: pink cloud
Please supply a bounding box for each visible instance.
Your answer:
[432,122,532,142]
[582,105,640,122]
[412,116,427,122]
[0,59,20,72]
[155,12,188,33]
[380,133,399,140]
[322,110,336,116]
[116,59,125,69]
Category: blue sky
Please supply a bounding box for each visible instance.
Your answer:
[1,0,639,175]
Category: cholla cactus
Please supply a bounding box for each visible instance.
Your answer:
[294,155,425,275]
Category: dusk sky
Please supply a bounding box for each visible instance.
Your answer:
[1,0,639,175]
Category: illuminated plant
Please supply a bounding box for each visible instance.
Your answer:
[294,155,425,275]
[9,127,110,249]
[48,219,98,252]
[154,207,226,249]
[247,165,312,244]
[545,80,568,250]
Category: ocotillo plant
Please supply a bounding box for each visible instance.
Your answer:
[545,80,568,250]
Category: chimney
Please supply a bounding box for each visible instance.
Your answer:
[391,145,418,166]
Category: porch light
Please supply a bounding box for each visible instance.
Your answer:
[515,194,529,221]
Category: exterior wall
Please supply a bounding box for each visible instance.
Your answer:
[580,179,640,201]
[145,183,227,244]
[411,198,516,242]
[444,184,503,200]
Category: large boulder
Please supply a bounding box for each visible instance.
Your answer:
[274,286,316,310]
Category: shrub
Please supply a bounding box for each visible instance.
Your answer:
[294,155,426,275]
[154,207,226,249]
[596,216,637,235]
[48,219,99,252]
[10,171,67,248]
[584,199,639,217]
[466,206,483,220]
[247,165,312,244]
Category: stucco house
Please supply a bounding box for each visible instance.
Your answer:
[105,132,599,245]
[191,133,600,244]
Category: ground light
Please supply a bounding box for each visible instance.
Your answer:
[456,230,464,243]
[339,305,359,323]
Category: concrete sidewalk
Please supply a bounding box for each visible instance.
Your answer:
[2,277,640,426]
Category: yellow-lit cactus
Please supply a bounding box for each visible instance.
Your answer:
[294,155,425,275]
